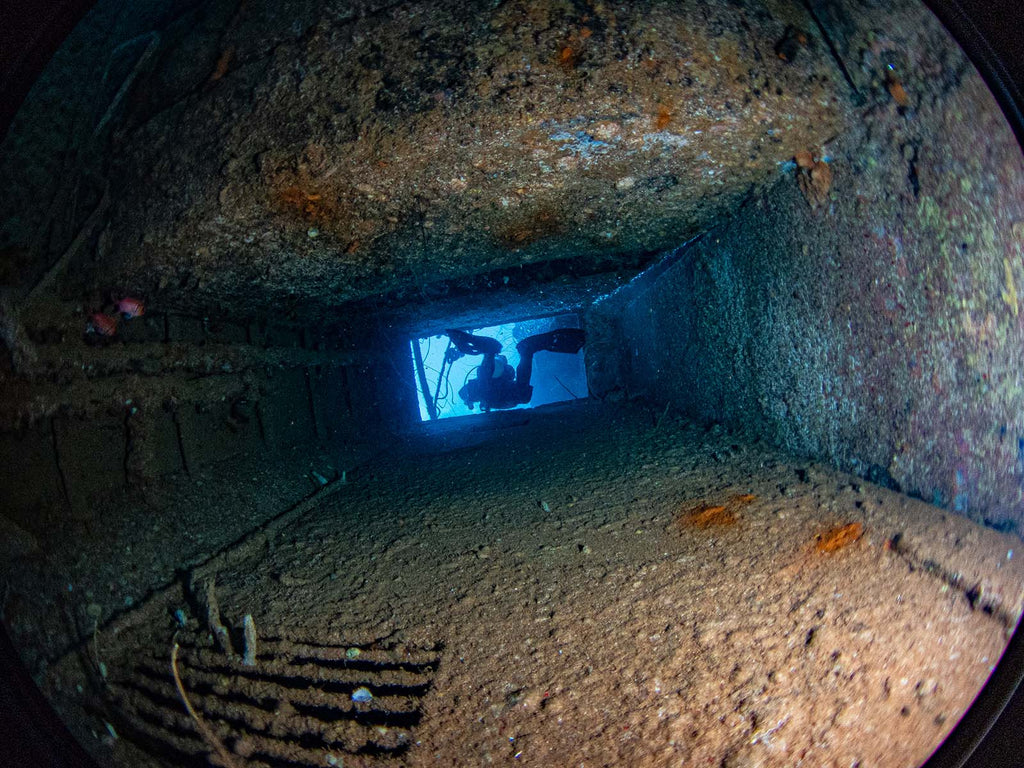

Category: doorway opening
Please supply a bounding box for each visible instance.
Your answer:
[409,313,588,421]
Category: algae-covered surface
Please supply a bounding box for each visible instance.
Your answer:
[38,402,1022,767]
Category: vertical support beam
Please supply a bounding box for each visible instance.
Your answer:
[431,340,452,417]
[411,338,437,421]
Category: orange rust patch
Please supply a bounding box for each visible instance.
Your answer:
[814,522,864,553]
[655,104,672,130]
[274,185,336,223]
[684,504,735,528]
[888,79,909,107]
[209,47,234,82]
[558,46,580,69]
[676,493,756,529]
[796,156,833,207]
[277,186,315,218]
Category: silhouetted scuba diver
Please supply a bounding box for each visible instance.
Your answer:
[445,327,586,412]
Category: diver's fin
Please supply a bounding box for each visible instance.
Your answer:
[447,329,502,356]
[446,329,481,354]
[525,328,586,354]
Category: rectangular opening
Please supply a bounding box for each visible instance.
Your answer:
[410,313,587,421]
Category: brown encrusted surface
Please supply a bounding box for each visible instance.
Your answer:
[592,0,1024,527]
[86,0,843,315]
[41,404,1023,768]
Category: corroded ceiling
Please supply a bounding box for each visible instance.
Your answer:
[0,0,848,319]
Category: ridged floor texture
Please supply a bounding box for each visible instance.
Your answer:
[44,402,1024,767]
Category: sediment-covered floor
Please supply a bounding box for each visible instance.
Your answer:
[40,402,1024,767]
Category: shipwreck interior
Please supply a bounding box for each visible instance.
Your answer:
[2,0,1024,766]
